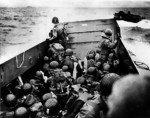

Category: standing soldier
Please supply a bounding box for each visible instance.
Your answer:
[99,29,118,63]
[48,17,59,42]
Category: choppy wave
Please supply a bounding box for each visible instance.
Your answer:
[0,23,16,28]
[137,20,150,29]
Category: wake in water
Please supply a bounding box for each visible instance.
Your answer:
[118,19,150,67]
[118,19,150,42]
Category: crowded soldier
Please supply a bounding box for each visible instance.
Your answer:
[98,29,118,66]
[2,23,150,118]
[1,27,120,118]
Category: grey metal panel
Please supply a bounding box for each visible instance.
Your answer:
[68,25,116,42]
[68,32,102,43]
[71,42,100,59]
[64,19,116,33]
[0,41,48,88]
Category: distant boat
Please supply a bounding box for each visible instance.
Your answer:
[26,6,34,8]
[114,11,145,23]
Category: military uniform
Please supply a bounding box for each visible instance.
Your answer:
[98,29,117,63]
[49,24,68,49]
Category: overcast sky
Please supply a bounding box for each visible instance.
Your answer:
[0,0,150,7]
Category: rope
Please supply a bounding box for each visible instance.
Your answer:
[16,52,25,69]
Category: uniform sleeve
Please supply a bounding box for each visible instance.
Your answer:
[52,28,58,38]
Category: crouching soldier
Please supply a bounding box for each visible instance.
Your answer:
[98,29,118,63]
[47,17,68,49]
[62,48,84,81]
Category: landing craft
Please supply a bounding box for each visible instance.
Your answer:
[114,11,145,23]
[0,12,149,117]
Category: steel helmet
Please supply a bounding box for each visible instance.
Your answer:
[109,53,115,59]
[76,76,86,84]
[65,48,73,56]
[29,79,36,85]
[104,29,112,37]
[44,98,59,116]
[14,107,29,118]
[50,61,59,69]
[100,73,120,96]
[44,56,49,62]
[23,83,32,95]
[52,17,59,24]
[62,65,69,71]
[42,93,52,101]
[44,98,58,108]
[87,67,96,75]
[103,63,111,72]
[5,94,17,107]
[35,71,43,78]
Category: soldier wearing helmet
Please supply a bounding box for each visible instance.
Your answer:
[98,29,118,63]
[99,73,120,118]
[83,50,96,73]
[5,93,17,108]
[48,17,59,41]
[63,48,83,80]
[48,17,68,49]
[62,49,74,76]
[14,107,29,118]
[65,48,73,56]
